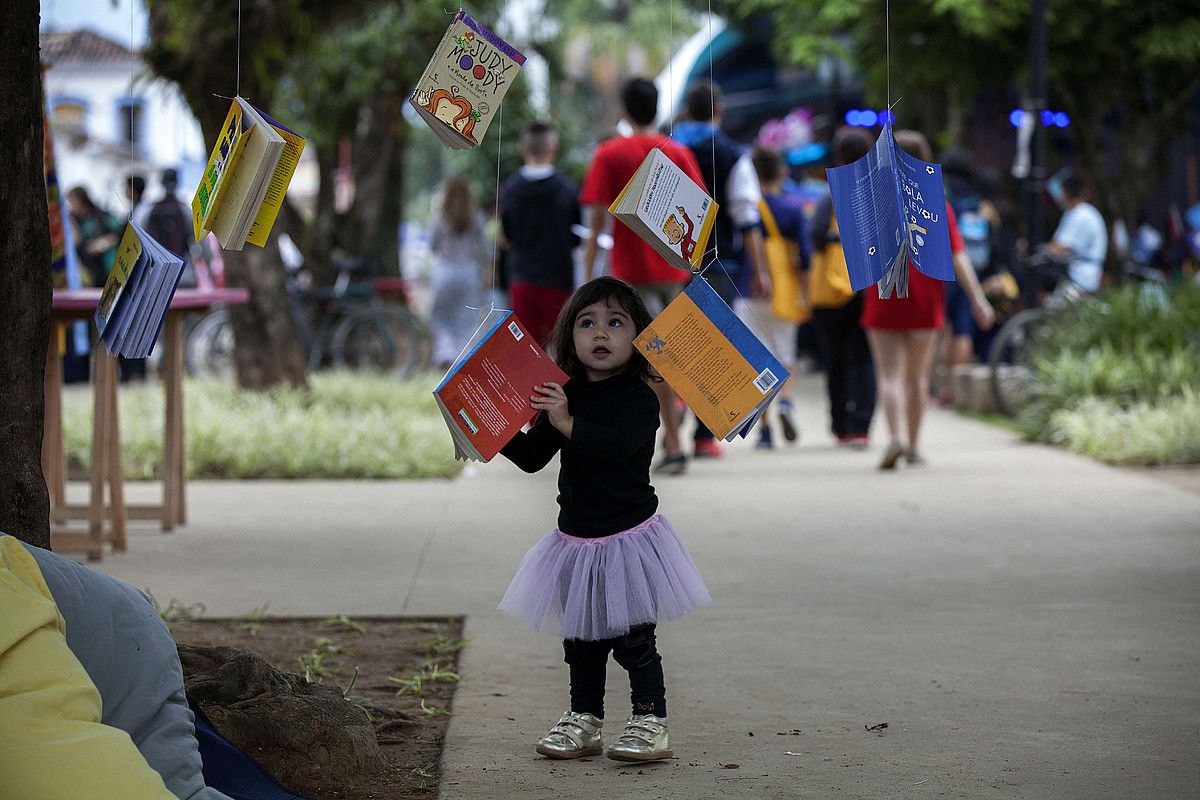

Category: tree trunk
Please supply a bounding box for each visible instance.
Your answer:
[144,0,308,392]
[224,227,309,389]
[0,0,53,549]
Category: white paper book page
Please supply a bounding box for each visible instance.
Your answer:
[634,149,714,269]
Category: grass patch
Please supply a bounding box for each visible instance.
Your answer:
[63,371,462,480]
[1018,282,1200,465]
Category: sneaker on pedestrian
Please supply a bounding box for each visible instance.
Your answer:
[653,453,687,476]
[905,450,926,466]
[605,714,672,762]
[755,428,774,450]
[693,439,724,459]
[879,441,905,470]
[536,711,603,759]
[777,403,799,443]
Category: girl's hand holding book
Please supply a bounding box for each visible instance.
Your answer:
[531,382,573,438]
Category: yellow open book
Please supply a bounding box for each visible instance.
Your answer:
[191,97,306,250]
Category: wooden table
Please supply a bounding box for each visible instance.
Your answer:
[44,288,249,558]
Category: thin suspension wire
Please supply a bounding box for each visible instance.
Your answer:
[489,100,504,307]
[668,0,674,136]
[706,0,719,265]
[885,0,891,114]
[236,0,242,97]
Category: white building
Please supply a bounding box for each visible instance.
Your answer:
[41,29,208,210]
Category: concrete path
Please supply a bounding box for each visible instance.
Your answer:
[90,375,1200,799]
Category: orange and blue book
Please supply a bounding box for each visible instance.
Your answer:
[434,309,568,462]
[634,277,788,440]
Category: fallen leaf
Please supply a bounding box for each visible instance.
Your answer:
[723,763,740,769]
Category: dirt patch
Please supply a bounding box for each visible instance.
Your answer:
[174,616,464,799]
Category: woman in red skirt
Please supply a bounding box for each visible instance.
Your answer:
[863,130,995,469]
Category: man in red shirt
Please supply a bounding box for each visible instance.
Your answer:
[579,77,706,476]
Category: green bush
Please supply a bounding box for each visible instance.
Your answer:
[1020,282,1200,464]
[64,372,463,480]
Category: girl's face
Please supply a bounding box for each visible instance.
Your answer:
[573,297,636,381]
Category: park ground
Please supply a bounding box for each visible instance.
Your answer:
[90,373,1200,800]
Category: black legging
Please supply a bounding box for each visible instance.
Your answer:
[562,624,666,719]
[811,294,876,436]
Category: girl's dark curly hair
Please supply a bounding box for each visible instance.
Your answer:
[547,276,661,383]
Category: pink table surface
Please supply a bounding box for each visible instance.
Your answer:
[52,287,250,311]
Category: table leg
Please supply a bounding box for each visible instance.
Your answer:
[107,359,127,552]
[162,316,183,531]
[42,325,65,522]
[86,350,112,558]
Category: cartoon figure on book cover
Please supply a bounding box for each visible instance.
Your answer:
[662,206,697,263]
[415,85,482,143]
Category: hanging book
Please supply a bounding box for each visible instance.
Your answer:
[634,277,788,441]
[434,309,569,462]
[826,123,954,298]
[95,223,186,359]
[610,147,718,272]
[410,11,526,150]
[192,96,306,251]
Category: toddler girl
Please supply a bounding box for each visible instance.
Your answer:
[498,276,711,762]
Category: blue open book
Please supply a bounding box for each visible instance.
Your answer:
[94,223,186,358]
[826,124,954,297]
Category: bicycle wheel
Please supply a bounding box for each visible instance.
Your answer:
[184,309,234,378]
[330,306,423,378]
[987,308,1047,418]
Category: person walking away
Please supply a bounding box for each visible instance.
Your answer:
[144,168,197,288]
[66,186,122,287]
[579,77,707,476]
[808,128,876,449]
[499,121,580,349]
[498,276,711,763]
[938,151,999,405]
[672,80,768,459]
[1044,174,1107,293]
[742,146,810,448]
[863,130,994,470]
[124,174,147,227]
[429,175,491,370]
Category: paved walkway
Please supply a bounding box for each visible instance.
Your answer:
[91,375,1200,799]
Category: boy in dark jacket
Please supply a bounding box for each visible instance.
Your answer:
[500,122,581,348]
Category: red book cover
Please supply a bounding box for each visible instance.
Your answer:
[435,311,568,462]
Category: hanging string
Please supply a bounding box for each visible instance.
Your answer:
[706,0,719,266]
[236,0,242,97]
[488,99,505,311]
[885,0,891,114]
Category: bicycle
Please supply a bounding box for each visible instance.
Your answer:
[987,254,1169,417]
[186,257,431,379]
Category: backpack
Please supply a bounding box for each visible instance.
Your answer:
[758,198,810,323]
[950,193,991,272]
[145,198,191,260]
[808,213,856,309]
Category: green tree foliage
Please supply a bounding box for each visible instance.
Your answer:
[727,0,1200,240]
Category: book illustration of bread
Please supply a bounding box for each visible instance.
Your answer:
[414,85,484,144]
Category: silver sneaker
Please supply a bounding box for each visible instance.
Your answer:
[605,714,672,762]
[536,711,603,759]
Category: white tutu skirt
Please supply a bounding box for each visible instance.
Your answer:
[498,514,711,641]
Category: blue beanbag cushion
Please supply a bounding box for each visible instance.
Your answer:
[22,542,231,800]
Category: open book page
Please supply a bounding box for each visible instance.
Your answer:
[246,107,306,247]
[434,310,568,462]
[893,145,954,281]
[611,148,718,272]
[411,11,525,149]
[634,277,788,441]
[95,223,144,339]
[192,100,248,241]
[826,126,904,291]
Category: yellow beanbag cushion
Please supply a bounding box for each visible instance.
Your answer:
[0,535,176,800]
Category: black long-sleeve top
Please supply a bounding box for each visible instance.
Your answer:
[500,373,660,537]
